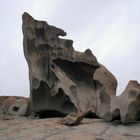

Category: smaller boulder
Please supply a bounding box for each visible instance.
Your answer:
[61,109,91,126]
[0,97,16,115]
[0,96,30,117]
[110,81,140,124]
[9,98,30,116]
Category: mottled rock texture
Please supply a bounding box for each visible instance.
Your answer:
[0,117,140,140]
[110,81,140,124]
[22,12,117,117]
[61,109,91,126]
[22,12,140,124]
[95,80,140,124]
[0,96,30,117]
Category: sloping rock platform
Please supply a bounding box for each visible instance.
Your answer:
[0,117,140,140]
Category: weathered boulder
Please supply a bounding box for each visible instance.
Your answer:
[110,80,140,124]
[93,64,117,121]
[22,12,140,124]
[0,96,16,116]
[9,98,30,116]
[94,64,117,96]
[61,109,91,126]
[95,80,140,124]
[22,12,117,116]
[0,96,30,117]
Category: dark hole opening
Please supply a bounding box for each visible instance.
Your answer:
[136,111,140,121]
[38,110,66,118]
[13,106,19,112]
[85,112,99,119]
[53,58,99,82]
[112,109,121,121]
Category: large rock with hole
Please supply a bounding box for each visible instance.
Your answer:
[9,98,30,116]
[22,12,140,124]
[0,96,30,116]
[22,12,117,116]
[0,96,16,115]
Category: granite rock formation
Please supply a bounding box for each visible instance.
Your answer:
[22,12,140,124]
[110,81,140,124]
[0,96,30,117]
[22,12,117,117]
[95,80,140,124]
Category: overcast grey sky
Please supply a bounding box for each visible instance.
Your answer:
[0,0,140,96]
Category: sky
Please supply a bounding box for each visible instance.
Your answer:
[0,0,140,96]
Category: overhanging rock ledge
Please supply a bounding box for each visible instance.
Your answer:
[22,12,140,124]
